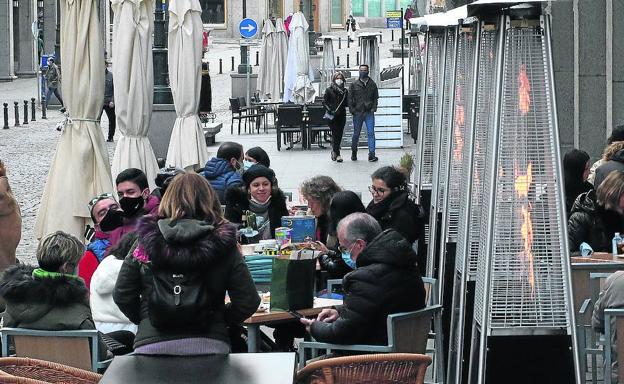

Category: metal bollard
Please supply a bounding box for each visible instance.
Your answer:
[31,98,36,121]
[231,56,234,71]
[2,103,8,129]
[337,56,340,66]
[23,101,28,125]
[347,37,350,48]
[379,31,383,43]
[255,51,259,66]
[41,96,47,120]
[13,102,19,127]
[219,59,223,74]
[338,37,341,49]
[356,52,359,66]
[392,30,394,41]
[346,54,350,68]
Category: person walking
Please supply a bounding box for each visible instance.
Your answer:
[103,65,116,142]
[323,72,348,162]
[44,57,65,111]
[345,15,357,42]
[348,64,379,162]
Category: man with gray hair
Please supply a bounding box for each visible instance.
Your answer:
[301,212,425,345]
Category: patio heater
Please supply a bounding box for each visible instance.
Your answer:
[358,33,380,85]
[447,16,500,384]
[467,3,580,383]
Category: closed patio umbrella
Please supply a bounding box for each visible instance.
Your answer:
[35,0,113,239]
[320,36,336,93]
[274,18,288,100]
[359,33,381,85]
[257,20,277,100]
[110,0,159,188]
[283,12,315,104]
[165,0,209,170]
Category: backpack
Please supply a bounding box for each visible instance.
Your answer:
[143,264,215,330]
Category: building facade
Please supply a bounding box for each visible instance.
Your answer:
[0,0,43,81]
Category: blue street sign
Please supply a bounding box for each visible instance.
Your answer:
[239,18,258,39]
[386,17,402,29]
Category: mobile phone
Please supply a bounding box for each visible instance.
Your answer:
[288,310,304,319]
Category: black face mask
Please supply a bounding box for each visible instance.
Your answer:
[99,209,125,232]
[119,196,145,218]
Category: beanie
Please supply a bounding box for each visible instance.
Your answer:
[242,164,275,188]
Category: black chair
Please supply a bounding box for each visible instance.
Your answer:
[229,98,263,135]
[275,105,304,151]
[238,97,266,134]
[306,104,331,150]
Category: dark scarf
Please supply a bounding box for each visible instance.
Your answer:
[367,191,404,220]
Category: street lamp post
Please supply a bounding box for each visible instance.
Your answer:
[153,0,173,104]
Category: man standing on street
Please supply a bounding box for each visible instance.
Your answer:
[103,65,116,142]
[44,57,65,111]
[348,64,379,162]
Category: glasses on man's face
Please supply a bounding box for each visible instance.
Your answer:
[338,242,356,254]
[368,185,391,195]
[88,192,114,211]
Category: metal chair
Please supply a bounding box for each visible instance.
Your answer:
[229,98,262,135]
[295,353,432,384]
[1,328,110,372]
[306,104,331,149]
[603,308,624,384]
[238,97,266,134]
[276,105,304,151]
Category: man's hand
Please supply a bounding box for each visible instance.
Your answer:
[0,160,6,177]
[300,317,314,333]
[316,308,339,323]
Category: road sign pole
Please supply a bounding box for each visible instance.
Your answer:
[401,8,405,95]
[246,44,251,107]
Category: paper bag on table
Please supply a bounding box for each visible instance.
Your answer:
[269,252,315,311]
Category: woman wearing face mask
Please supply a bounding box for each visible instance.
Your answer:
[225,164,288,241]
[323,72,348,162]
[244,147,271,169]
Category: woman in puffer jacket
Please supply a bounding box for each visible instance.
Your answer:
[568,170,624,253]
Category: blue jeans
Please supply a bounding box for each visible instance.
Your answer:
[44,86,64,110]
[351,111,376,154]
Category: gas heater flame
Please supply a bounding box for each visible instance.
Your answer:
[454,104,465,161]
[515,163,536,296]
[518,64,531,115]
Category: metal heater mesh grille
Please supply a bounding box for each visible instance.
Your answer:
[437,28,457,210]
[419,32,444,189]
[456,27,498,277]
[476,26,569,330]
[446,29,475,242]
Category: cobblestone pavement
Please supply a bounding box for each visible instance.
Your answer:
[1,28,414,265]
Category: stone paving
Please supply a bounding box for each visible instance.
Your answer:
[0,27,415,265]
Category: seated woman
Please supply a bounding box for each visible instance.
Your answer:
[563,148,593,217]
[568,170,624,253]
[300,176,342,246]
[317,191,366,279]
[114,173,260,355]
[244,147,271,169]
[225,164,288,241]
[366,166,426,274]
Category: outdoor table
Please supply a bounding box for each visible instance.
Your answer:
[570,253,624,313]
[244,297,342,353]
[251,100,283,131]
[99,352,296,384]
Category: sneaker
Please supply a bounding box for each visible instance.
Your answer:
[59,107,66,113]
[331,151,337,161]
[368,153,378,162]
[336,155,343,163]
[351,154,357,161]
[107,138,114,143]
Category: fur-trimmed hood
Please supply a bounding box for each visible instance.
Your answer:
[0,264,89,324]
[136,216,238,272]
[602,141,624,161]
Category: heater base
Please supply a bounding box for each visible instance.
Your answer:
[484,334,576,384]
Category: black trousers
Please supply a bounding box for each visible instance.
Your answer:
[328,113,346,155]
[103,105,116,140]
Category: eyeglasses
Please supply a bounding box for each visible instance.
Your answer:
[338,242,357,254]
[88,192,114,211]
[368,185,393,195]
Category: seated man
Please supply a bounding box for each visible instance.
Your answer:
[201,142,244,203]
[592,271,624,383]
[301,213,426,345]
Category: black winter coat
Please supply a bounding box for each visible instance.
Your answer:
[310,229,426,345]
[113,217,260,349]
[348,78,379,115]
[568,190,624,253]
[224,187,289,239]
[323,84,348,118]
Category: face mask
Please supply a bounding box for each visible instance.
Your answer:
[335,79,344,86]
[119,195,145,218]
[99,209,125,232]
[341,251,356,269]
[243,160,255,171]
[359,71,369,79]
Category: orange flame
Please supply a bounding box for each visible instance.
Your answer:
[518,64,531,115]
[515,163,535,296]
[454,105,465,161]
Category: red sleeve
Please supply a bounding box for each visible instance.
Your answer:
[78,251,99,290]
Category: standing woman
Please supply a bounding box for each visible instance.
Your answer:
[345,15,357,42]
[323,72,348,163]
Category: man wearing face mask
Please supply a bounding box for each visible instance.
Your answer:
[348,64,379,162]
[78,194,124,289]
[300,213,425,346]
[201,142,245,203]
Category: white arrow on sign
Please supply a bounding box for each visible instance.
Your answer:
[241,24,255,32]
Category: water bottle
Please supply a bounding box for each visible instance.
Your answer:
[613,232,623,256]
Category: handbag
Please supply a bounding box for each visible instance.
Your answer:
[323,92,347,121]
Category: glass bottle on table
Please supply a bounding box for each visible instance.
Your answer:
[612,232,624,257]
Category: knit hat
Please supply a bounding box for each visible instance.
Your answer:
[243,164,275,187]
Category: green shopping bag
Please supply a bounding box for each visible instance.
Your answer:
[269,254,315,311]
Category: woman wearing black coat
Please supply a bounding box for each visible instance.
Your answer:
[323,72,348,163]
[564,149,593,217]
[225,164,288,241]
[568,170,624,253]
[366,166,426,274]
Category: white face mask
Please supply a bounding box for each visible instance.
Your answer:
[335,79,344,86]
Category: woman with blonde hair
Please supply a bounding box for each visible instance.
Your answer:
[114,173,259,355]
[322,72,348,162]
[568,170,624,253]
